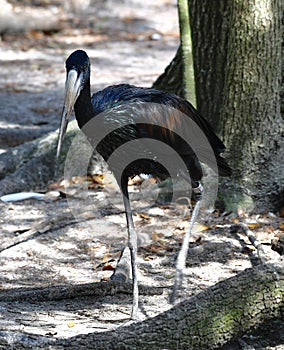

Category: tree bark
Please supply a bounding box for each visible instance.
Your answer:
[153,1,230,129]
[217,0,284,212]
[189,1,231,129]
[2,262,283,349]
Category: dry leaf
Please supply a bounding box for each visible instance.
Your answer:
[144,255,155,261]
[67,321,76,328]
[138,213,151,221]
[27,30,45,40]
[144,243,163,254]
[102,253,112,263]
[191,224,209,234]
[102,264,115,271]
[128,175,143,186]
[91,175,104,185]
[151,232,164,241]
[247,223,261,229]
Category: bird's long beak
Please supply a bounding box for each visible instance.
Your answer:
[56,69,83,158]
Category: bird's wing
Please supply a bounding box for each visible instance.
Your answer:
[90,84,231,176]
[92,84,226,155]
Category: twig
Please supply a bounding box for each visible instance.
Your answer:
[233,222,268,264]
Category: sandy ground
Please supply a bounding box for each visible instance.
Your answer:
[0,1,283,349]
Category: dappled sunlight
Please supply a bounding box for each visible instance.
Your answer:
[0,0,282,347]
[252,1,272,29]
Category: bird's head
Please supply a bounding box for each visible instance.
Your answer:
[56,49,90,158]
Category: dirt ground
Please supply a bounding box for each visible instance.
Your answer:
[0,1,283,349]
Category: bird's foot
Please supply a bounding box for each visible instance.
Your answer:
[130,310,142,323]
[114,314,142,330]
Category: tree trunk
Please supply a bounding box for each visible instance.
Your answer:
[217,0,283,212]
[153,1,230,129]
[188,0,230,129]
[154,0,284,213]
[2,262,283,349]
[177,0,196,106]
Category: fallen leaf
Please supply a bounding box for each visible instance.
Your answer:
[102,264,115,271]
[143,255,155,261]
[247,223,261,229]
[102,253,112,263]
[151,232,164,241]
[27,30,45,40]
[91,175,104,185]
[144,244,162,254]
[191,224,209,234]
[67,321,76,328]
[138,213,151,221]
[128,175,143,186]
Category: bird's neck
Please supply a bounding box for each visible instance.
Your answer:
[74,81,94,129]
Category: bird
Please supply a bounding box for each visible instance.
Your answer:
[56,49,231,320]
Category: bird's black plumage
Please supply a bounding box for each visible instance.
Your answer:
[91,84,231,178]
[57,49,231,319]
[62,50,231,183]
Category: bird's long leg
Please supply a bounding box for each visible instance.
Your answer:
[121,176,139,320]
[170,182,203,303]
